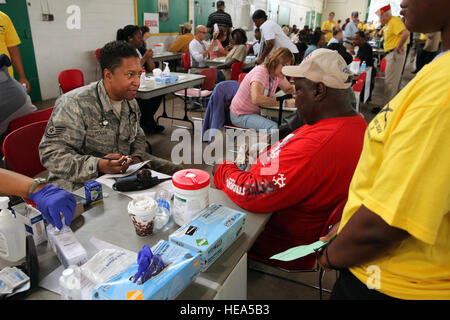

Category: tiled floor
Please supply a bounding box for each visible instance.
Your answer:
[34,53,417,300]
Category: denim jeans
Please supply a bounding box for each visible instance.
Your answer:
[217,70,226,83]
[230,111,278,133]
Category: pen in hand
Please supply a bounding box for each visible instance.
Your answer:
[102,156,132,166]
[102,157,122,160]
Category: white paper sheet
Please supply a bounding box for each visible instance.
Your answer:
[99,160,151,179]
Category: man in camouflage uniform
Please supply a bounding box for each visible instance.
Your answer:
[39,41,182,191]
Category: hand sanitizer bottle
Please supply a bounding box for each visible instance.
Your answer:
[0,197,26,262]
[162,62,170,76]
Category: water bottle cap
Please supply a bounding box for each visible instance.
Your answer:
[62,268,74,278]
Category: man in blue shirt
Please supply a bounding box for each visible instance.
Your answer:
[343,12,359,51]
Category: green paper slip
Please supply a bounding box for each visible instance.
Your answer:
[270,240,326,262]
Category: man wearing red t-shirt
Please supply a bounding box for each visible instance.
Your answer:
[214,49,367,270]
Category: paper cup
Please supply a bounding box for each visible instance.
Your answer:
[153,68,162,78]
[127,196,157,237]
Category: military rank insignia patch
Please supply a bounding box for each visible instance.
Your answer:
[45,120,66,138]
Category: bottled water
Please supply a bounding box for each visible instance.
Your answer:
[361,61,366,73]
[140,69,146,88]
[59,265,81,300]
[154,189,171,231]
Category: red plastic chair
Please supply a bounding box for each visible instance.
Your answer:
[175,67,217,96]
[7,107,54,133]
[174,68,217,114]
[230,62,244,81]
[58,69,84,94]
[248,197,348,299]
[352,76,365,112]
[181,52,191,72]
[352,78,365,93]
[380,57,386,73]
[2,120,48,178]
[356,71,366,83]
[95,48,101,62]
[237,72,247,84]
[320,198,347,237]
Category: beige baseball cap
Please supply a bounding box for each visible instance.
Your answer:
[282,48,353,89]
[180,22,192,31]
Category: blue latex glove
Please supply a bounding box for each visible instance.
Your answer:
[29,184,76,230]
[133,245,167,283]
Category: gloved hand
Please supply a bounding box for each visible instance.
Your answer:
[133,245,167,283]
[29,184,76,230]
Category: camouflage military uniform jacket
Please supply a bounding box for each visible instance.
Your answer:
[39,80,151,191]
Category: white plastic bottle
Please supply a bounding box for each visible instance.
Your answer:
[0,197,26,262]
[213,24,219,52]
[162,62,170,76]
[59,266,82,300]
[140,68,146,87]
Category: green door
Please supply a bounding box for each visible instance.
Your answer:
[310,11,316,29]
[0,0,41,102]
[316,13,322,28]
[194,0,216,30]
[278,7,290,27]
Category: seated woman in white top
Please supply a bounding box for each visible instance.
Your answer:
[229,47,295,133]
[216,28,248,80]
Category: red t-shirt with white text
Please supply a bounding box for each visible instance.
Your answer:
[214,115,367,269]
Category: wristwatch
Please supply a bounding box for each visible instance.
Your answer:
[27,178,47,198]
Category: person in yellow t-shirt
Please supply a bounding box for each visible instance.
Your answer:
[168,22,195,53]
[317,0,450,300]
[0,11,29,92]
[378,5,410,104]
[321,12,337,43]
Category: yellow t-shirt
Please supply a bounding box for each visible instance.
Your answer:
[321,21,336,42]
[0,11,21,77]
[383,16,406,52]
[338,51,450,300]
[168,33,194,53]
